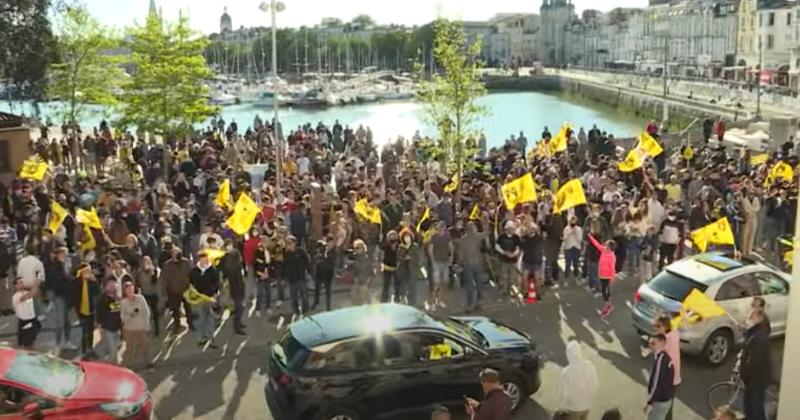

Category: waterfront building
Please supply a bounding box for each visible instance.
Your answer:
[220,7,233,34]
[738,0,800,84]
[539,0,576,66]
[488,14,540,66]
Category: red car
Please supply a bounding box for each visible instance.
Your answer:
[0,347,154,419]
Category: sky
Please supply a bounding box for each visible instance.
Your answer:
[81,0,646,33]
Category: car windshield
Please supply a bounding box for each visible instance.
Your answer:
[6,352,83,398]
[649,270,708,302]
[273,331,310,371]
[442,319,489,349]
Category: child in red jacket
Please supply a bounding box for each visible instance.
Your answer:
[589,234,617,318]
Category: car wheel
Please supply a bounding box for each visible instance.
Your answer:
[501,375,529,410]
[704,329,733,366]
[315,406,361,420]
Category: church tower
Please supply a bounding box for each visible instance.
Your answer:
[220,7,233,33]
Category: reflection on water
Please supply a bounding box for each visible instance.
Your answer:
[2,91,645,149]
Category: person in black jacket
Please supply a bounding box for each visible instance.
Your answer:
[189,252,220,348]
[312,236,337,311]
[646,334,675,420]
[68,263,101,359]
[282,236,309,316]
[95,279,121,363]
[44,247,74,351]
[741,297,773,420]
[220,240,246,336]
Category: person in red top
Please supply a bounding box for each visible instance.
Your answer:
[646,120,659,137]
[588,234,617,318]
[715,118,726,142]
[243,227,261,303]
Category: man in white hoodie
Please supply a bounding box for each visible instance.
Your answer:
[558,341,599,420]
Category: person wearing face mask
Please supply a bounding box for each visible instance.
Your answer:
[740,297,773,420]
[189,252,220,348]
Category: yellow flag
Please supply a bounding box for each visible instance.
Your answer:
[76,208,103,230]
[553,179,587,214]
[79,225,96,253]
[750,153,769,166]
[19,158,49,181]
[416,207,430,232]
[225,193,261,235]
[535,141,550,158]
[443,174,459,193]
[183,284,216,305]
[203,248,227,266]
[48,201,68,233]
[637,132,663,157]
[469,203,480,220]
[501,173,537,210]
[765,161,794,186]
[691,217,735,252]
[354,198,382,225]
[547,124,570,154]
[618,149,644,172]
[671,289,727,328]
[215,179,233,210]
[683,145,694,160]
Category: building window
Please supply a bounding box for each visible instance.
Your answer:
[768,12,775,26]
[0,140,8,172]
[767,34,774,49]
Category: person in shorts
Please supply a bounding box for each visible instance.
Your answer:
[427,221,453,308]
[12,277,40,350]
[494,221,521,297]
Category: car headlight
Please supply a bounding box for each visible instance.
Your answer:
[100,396,146,419]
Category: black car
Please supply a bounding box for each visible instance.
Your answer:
[265,303,542,420]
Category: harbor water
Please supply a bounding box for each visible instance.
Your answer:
[2,91,646,149]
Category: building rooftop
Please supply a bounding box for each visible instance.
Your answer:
[0,112,23,129]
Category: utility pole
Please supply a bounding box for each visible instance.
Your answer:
[756,34,763,119]
[662,33,669,124]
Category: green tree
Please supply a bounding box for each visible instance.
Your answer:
[0,0,56,100]
[49,6,125,132]
[118,13,217,136]
[417,20,487,179]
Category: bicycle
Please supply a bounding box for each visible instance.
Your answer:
[705,351,744,416]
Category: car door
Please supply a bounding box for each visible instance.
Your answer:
[414,332,485,407]
[751,271,790,335]
[0,383,60,419]
[713,273,760,329]
[376,331,437,416]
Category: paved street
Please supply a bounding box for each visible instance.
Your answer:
[34,273,768,420]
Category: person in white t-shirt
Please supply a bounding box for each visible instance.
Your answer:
[12,277,39,350]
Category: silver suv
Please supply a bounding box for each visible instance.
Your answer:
[632,253,790,365]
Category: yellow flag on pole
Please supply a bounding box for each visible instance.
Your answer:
[48,201,69,233]
[215,179,233,210]
[79,225,96,252]
[765,161,794,186]
[225,193,261,235]
[553,179,587,214]
[618,149,645,172]
[469,203,480,220]
[637,132,663,157]
[19,157,49,181]
[183,284,216,305]
[501,173,537,210]
[416,207,430,232]
[76,208,103,230]
[547,124,570,154]
[443,173,459,193]
[202,248,227,266]
[691,217,736,252]
[670,289,727,329]
[354,198,382,225]
[750,153,769,166]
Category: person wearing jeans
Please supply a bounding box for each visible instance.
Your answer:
[189,252,220,348]
[312,237,337,311]
[253,239,271,316]
[646,334,675,420]
[95,279,122,363]
[44,247,74,351]
[283,236,310,315]
[457,222,488,311]
[68,263,100,358]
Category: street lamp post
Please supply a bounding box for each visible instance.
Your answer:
[756,34,763,119]
[259,0,286,206]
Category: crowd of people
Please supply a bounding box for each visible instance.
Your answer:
[0,110,793,419]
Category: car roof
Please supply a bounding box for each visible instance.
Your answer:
[289,304,444,348]
[665,252,750,285]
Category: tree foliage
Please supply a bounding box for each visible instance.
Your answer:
[118,13,217,136]
[48,5,125,127]
[417,20,487,176]
[0,0,56,100]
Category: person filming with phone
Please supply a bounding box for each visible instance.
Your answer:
[465,368,512,420]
